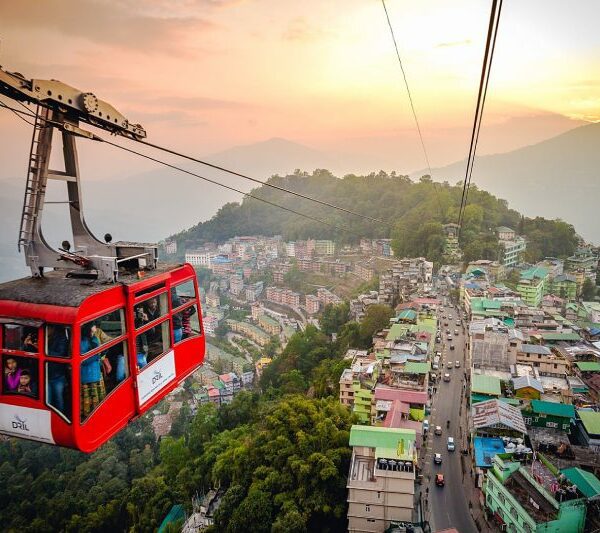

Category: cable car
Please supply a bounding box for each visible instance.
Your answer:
[0,263,205,452]
[0,66,205,451]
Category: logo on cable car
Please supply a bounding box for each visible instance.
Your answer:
[11,415,30,432]
[152,370,163,384]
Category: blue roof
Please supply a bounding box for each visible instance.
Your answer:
[474,437,505,468]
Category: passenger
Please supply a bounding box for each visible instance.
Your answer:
[143,298,161,345]
[21,327,38,353]
[80,323,104,419]
[4,357,22,392]
[181,305,197,339]
[105,343,126,384]
[17,370,32,394]
[171,291,183,343]
[134,309,149,369]
[47,325,69,357]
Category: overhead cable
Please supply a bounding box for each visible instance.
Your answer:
[137,139,385,224]
[381,0,444,215]
[457,0,503,235]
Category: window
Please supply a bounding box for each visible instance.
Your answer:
[173,304,201,343]
[172,280,196,301]
[2,324,39,353]
[46,361,71,421]
[2,354,38,398]
[134,293,168,330]
[46,324,71,357]
[136,320,171,368]
[365,505,371,513]
[367,519,376,523]
[510,507,518,518]
[79,340,129,423]
[80,309,125,354]
[523,417,532,425]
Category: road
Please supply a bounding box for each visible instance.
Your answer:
[422,303,477,533]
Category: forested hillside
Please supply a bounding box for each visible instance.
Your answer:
[171,170,580,264]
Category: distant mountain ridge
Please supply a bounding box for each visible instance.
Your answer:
[421,122,600,243]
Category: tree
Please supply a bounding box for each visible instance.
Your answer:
[359,304,394,347]
[319,302,350,336]
[581,278,597,301]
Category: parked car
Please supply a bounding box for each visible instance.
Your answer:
[435,473,445,487]
[455,360,460,368]
[434,425,442,435]
[434,453,443,464]
[444,373,451,382]
[447,360,453,369]
[447,437,455,451]
[450,345,455,351]
[454,329,459,335]
[423,419,430,432]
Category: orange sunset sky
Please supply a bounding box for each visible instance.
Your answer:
[0,0,599,179]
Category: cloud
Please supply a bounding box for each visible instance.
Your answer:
[435,39,472,48]
[282,17,328,42]
[0,0,216,55]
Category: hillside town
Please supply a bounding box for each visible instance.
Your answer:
[162,227,600,533]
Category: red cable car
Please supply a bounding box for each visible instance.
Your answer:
[0,264,205,452]
[0,67,205,451]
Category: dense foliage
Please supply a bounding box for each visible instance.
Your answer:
[170,170,579,264]
[0,328,354,533]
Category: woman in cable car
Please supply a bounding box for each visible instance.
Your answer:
[0,263,205,452]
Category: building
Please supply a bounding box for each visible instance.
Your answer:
[516,345,569,377]
[317,287,343,306]
[229,274,244,296]
[265,286,301,308]
[206,292,220,308]
[512,375,544,400]
[471,373,502,403]
[305,294,321,315]
[245,281,264,302]
[314,239,336,256]
[575,410,600,450]
[346,425,416,532]
[484,456,586,533]
[185,248,214,267]
[226,320,272,346]
[521,400,575,433]
[258,314,280,335]
[546,274,577,300]
[164,240,177,254]
[469,318,522,371]
[471,399,527,438]
[497,226,527,267]
[355,262,376,282]
[255,356,272,378]
[517,266,549,307]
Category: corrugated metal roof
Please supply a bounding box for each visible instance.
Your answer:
[404,361,431,374]
[561,467,600,498]
[471,374,502,396]
[471,399,527,434]
[575,361,600,372]
[530,400,575,418]
[512,375,544,394]
[520,343,551,355]
[578,410,600,436]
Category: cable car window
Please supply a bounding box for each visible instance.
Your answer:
[46,324,71,357]
[135,282,166,298]
[173,305,201,343]
[2,324,39,353]
[2,354,38,398]
[80,309,125,355]
[103,341,129,391]
[46,361,71,422]
[172,280,196,301]
[134,293,168,330]
[136,320,171,368]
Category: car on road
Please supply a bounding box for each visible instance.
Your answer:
[435,473,445,487]
[447,335,452,340]
[423,419,430,432]
[434,425,442,435]
[434,453,442,464]
[447,437,455,451]
[444,373,451,382]
[456,320,461,326]
[447,360,453,369]
[455,360,460,368]
[450,345,455,350]
[454,329,459,335]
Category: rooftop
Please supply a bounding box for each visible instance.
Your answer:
[561,467,600,499]
[403,361,431,375]
[349,425,416,461]
[575,361,600,372]
[530,400,575,419]
[512,375,544,394]
[472,399,527,434]
[578,410,600,436]
[471,374,502,396]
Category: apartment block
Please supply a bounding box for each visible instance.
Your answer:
[305,294,321,315]
[355,262,376,282]
[347,426,416,532]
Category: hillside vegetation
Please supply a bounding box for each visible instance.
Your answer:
[171,170,579,264]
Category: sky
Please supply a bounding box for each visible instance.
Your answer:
[0,0,598,179]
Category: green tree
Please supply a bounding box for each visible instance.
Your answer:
[319,302,350,336]
[359,304,394,347]
[581,278,597,301]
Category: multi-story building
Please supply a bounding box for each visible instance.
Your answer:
[265,286,301,307]
[245,281,264,302]
[516,344,569,376]
[205,292,220,308]
[565,248,598,283]
[273,270,285,284]
[164,240,177,254]
[229,274,244,296]
[258,314,280,335]
[355,262,376,282]
[305,294,320,315]
[545,274,577,300]
[469,318,523,371]
[484,456,586,533]
[517,266,549,307]
[378,258,433,307]
[317,287,342,306]
[521,400,575,433]
[251,302,264,320]
[497,226,527,267]
[346,425,416,532]
[185,248,214,267]
[202,315,219,336]
[226,320,272,346]
[314,239,336,256]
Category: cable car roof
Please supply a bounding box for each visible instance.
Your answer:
[0,264,182,307]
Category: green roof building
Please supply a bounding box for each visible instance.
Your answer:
[522,400,576,433]
[484,456,587,533]
[517,266,549,307]
[561,468,600,499]
[471,374,502,401]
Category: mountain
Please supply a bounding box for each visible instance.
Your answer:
[421,122,600,243]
